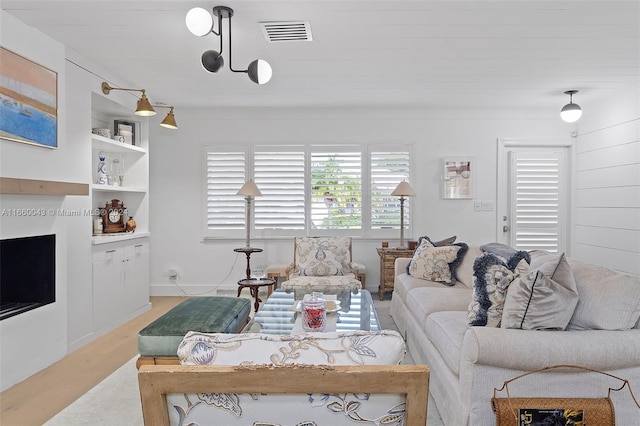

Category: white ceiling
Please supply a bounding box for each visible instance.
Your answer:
[3,1,639,111]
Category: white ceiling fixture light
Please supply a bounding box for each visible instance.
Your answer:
[185,5,272,85]
[560,90,582,123]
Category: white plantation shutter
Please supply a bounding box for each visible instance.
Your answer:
[254,150,305,230]
[204,144,413,238]
[371,151,411,229]
[205,149,247,234]
[310,150,362,230]
[509,150,565,252]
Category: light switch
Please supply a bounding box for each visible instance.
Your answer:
[474,201,482,211]
[481,201,495,211]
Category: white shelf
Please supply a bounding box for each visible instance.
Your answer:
[91,134,146,154]
[92,232,150,245]
[92,184,147,193]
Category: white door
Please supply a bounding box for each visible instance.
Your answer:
[497,140,572,253]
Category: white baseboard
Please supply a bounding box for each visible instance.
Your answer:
[150,283,237,297]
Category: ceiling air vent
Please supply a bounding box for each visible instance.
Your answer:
[259,21,313,43]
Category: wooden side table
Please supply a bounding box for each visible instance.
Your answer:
[376,247,414,300]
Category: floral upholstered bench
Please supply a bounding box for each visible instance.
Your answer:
[136,296,251,368]
[138,330,430,425]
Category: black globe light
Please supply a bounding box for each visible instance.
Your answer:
[201,50,224,73]
[186,5,272,85]
[247,59,273,85]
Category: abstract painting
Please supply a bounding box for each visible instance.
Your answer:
[0,47,58,148]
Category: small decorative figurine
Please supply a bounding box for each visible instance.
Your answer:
[125,216,137,233]
[96,151,108,185]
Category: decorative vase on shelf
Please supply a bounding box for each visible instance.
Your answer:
[96,151,108,185]
[126,217,137,233]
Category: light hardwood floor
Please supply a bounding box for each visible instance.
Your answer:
[0,296,187,426]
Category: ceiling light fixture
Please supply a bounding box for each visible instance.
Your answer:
[185,5,273,85]
[560,90,582,123]
[152,105,178,129]
[101,82,156,116]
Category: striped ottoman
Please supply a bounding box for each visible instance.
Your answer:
[136,296,251,368]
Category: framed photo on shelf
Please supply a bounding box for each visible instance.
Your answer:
[113,119,137,145]
[442,156,475,199]
[0,47,58,148]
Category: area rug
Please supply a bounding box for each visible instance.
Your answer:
[44,298,443,425]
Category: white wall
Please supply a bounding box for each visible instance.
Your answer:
[0,10,71,391]
[573,84,640,275]
[148,107,569,295]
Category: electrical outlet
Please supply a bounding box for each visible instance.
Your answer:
[474,201,482,212]
[168,269,178,279]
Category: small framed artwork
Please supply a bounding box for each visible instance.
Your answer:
[0,47,58,148]
[114,119,136,145]
[442,157,474,199]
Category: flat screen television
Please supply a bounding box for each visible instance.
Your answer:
[0,234,56,321]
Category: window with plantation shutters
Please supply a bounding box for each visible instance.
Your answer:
[254,149,305,231]
[310,150,362,230]
[204,144,412,239]
[205,149,247,235]
[371,151,411,230]
[509,149,566,252]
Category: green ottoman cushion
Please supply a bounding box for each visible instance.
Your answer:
[138,296,251,357]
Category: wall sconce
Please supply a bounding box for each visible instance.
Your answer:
[185,5,273,85]
[152,105,178,129]
[101,82,156,116]
[391,180,415,249]
[237,179,262,247]
[560,90,582,123]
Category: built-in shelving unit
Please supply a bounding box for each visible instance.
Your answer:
[89,91,150,335]
[90,92,149,238]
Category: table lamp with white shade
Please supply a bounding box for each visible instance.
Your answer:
[237,179,262,247]
[391,180,415,249]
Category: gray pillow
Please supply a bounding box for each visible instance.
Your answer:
[501,253,579,330]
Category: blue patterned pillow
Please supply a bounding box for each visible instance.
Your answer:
[467,251,530,327]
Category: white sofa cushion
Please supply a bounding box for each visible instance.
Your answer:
[425,311,469,375]
[177,330,406,366]
[567,259,640,330]
[406,286,473,330]
[454,245,483,288]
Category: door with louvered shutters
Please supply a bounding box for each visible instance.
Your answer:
[499,145,569,253]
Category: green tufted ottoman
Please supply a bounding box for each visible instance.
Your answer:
[136,296,251,368]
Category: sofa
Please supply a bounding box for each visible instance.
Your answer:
[138,330,430,425]
[390,240,640,425]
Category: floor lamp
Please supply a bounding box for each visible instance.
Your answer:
[237,179,262,247]
[391,180,415,249]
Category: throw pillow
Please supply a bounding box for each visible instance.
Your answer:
[408,240,468,286]
[501,253,579,330]
[467,251,531,327]
[480,242,519,260]
[295,236,350,276]
[407,235,469,279]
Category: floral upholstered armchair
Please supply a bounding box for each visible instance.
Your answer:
[281,236,366,291]
[138,330,430,426]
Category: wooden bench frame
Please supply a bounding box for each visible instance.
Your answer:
[139,364,429,426]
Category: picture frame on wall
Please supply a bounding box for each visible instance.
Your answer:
[442,156,475,199]
[0,47,58,148]
[113,119,137,145]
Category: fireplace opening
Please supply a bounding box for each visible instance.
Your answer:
[0,234,55,321]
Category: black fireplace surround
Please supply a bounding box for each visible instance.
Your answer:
[0,234,56,321]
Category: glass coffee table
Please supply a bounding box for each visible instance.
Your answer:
[251,289,379,334]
